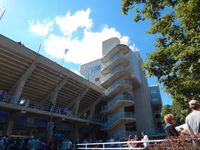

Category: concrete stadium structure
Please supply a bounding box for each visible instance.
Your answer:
[0,34,104,140]
[80,37,163,139]
[0,35,163,141]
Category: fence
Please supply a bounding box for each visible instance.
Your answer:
[75,137,200,150]
[0,94,102,123]
[76,139,167,150]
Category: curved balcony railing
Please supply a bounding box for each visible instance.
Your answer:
[0,94,102,124]
[102,44,130,63]
[104,80,132,96]
[101,66,130,86]
[101,94,134,113]
[102,112,135,129]
[101,53,129,75]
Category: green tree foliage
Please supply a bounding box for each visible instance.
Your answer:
[161,104,172,123]
[121,0,200,123]
[162,105,172,117]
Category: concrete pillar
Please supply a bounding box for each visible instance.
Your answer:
[73,88,89,114]
[89,96,103,117]
[6,118,14,137]
[46,77,68,139]
[5,113,20,137]
[49,77,68,106]
[73,124,80,143]
[9,58,40,103]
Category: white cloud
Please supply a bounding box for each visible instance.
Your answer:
[29,20,54,36]
[55,8,93,36]
[44,34,69,58]
[29,8,139,66]
[44,25,129,64]
[130,43,140,51]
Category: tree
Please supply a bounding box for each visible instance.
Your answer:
[121,0,200,123]
[161,104,172,123]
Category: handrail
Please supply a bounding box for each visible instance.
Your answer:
[101,53,128,73]
[102,112,135,129]
[76,137,199,150]
[101,94,134,112]
[0,94,102,123]
[76,139,169,150]
[101,44,129,63]
[104,79,132,96]
[101,66,130,84]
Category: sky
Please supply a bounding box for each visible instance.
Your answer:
[0,0,172,105]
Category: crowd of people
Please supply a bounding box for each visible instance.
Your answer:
[164,99,200,146]
[0,136,73,150]
[1,99,199,150]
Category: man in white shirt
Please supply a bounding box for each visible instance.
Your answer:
[185,100,200,138]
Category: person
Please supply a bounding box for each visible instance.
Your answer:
[109,136,115,148]
[185,100,200,138]
[127,135,133,148]
[115,137,121,148]
[164,114,179,137]
[141,132,149,148]
[28,136,37,150]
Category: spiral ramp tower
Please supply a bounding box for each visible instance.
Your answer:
[100,38,140,139]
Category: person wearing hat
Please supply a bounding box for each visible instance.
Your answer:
[185,100,200,138]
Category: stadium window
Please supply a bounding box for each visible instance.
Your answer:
[155,114,160,118]
[91,65,101,74]
[95,77,99,82]
[150,89,157,96]
[152,98,158,102]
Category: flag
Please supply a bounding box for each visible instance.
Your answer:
[0,6,5,20]
[64,48,69,54]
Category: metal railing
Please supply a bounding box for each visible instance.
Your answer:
[101,44,129,63]
[0,94,102,123]
[104,79,132,96]
[102,112,135,129]
[76,139,168,150]
[101,53,129,73]
[101,94,134,113]
[101,66,130,84]
[76,137,200,150]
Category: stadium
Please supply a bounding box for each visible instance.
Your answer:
[0,34,163,144]
[0,34,104,141]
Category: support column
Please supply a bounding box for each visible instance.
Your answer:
[9,58,40,103]
[73,124,80,143]
[6,118,14,137]
[73,88,89,114]
[6,113,20,137]
[79,95,103,117]
[49,77,68,106]
[47,77,68,139]
[89,96,103,117]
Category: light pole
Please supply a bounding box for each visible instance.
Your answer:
[61,48,69,66]
[0,6,6,20]
[47,48,69,139]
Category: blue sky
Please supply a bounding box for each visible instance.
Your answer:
[0,0,172,105]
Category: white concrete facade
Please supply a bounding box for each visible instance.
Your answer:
[80,37,161,139]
